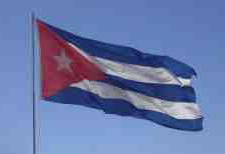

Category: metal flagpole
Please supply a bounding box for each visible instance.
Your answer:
[31,12,38,154]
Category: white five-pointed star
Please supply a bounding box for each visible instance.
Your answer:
[54,50,73,73]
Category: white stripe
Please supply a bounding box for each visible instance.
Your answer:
[68,43,192,86]
[177,77,192,86]
[70,81,201,119]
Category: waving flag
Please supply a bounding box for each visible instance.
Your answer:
[36,19,203,131]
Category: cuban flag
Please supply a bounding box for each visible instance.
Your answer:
[36,20,203,131]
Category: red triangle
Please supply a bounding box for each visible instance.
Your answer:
[37,21,105,98]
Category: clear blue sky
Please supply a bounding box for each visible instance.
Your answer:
[0,0,224,154]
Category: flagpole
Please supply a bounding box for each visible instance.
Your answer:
[31,12,38,154]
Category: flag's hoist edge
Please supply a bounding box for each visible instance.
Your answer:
[38,20,203,131]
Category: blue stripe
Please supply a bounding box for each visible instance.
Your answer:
[46,87,203,131]
[41,20,197,78]
[98,75,196,102]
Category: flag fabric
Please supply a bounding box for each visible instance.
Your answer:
[36,19,203,131]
